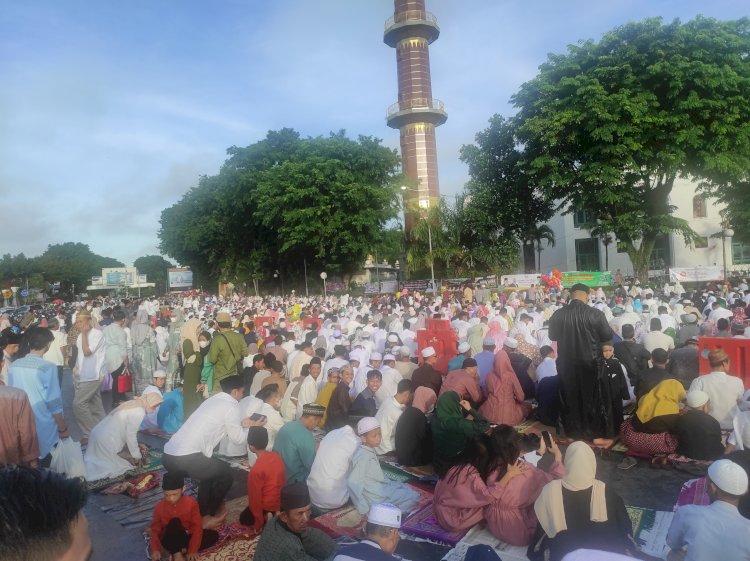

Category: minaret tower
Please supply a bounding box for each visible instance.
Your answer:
[384,0,447,233]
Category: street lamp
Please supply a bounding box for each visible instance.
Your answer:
[320,271,327,298]
[401,186,436,293]
[721,228,735,282]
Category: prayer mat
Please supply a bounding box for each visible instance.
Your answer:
[666,454,713,476]
[402,503,470,546]
[380,462,418,483]
[442,524,530,561]
[626,506,673,559]
[382,458,436,479]
[512,419,548,434]
[675,477,710,510]
[86,448,164,492]
[215,454,252,472]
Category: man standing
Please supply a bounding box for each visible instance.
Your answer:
[0,344,40,467]
[549,284,613,439]
[72,310,107,445]
[104,309,129,407]
[474,337,496,389]
[208,312,248,394]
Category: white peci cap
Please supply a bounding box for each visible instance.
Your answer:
[504,338,518,349]
[421,346,436,358]
[357,417,380,436]
[153,370,167,378]
[708,459,749,496]
[367,503,402,529]
[458,342,471,354]
[686,390,709,409]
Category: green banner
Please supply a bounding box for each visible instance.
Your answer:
[561,271,611,287]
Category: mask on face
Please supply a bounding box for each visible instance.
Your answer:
[199,341,209,349]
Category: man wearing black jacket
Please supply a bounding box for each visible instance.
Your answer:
[613,323,651,386]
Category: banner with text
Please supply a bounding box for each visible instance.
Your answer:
[669,266,723,283]
[501,274,542,287]
[168,268,193,290]
[561,271,612,287]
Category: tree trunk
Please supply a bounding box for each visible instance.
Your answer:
[628,236,657,283]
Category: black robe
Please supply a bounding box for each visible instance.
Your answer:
[592,357,630,438]
[549,300,613,439]
[394,407,433,466]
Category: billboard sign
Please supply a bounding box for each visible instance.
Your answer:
[560,271,612,288]
[500,274,542,287]
[669,266,723,283]
[105,271,133,286]
[168,268,193,290]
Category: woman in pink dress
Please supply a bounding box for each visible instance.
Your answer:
[433,434,523,532]
[483,425,565,546]
[479,349,531,425]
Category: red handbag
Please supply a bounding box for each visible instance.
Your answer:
[117,367,133,393]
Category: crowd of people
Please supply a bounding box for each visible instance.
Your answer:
[2,276,750,560]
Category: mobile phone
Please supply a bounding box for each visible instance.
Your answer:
[541,430,552,449]
[249,413,266,422]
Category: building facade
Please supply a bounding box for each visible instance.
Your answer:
[531,178,746,275]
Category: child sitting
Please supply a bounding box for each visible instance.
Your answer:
[239,426,286,533]
[150,472,218,561]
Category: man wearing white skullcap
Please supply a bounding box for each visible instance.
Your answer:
[667,459,750,560]
[333,502,403,560]
[675,390,724,461]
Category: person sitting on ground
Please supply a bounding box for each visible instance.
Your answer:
[613,324,651,386]
[448,342,472,372]
[254,384,285,451]
[348,417,420,515]
[483,425,565,546]
[157,380,184,434]
[141,369,167,430]
[676,390,724,461]
[689,349,745,430]
[333,503,403,561]
[84,392,164,481]
[324,377,352,432]
[636,348,673,400]
[726,391,750,453]
[273,403,325,483]
[620,379,684,459]
[668,337,700,389]
[434,434,513,532]
[412,346,443,395]
[0,465,91,561]
[150,472,219,561]
[504,338,536,400]
[374,379,413,455]
[280,363,309,422]
[432,390,490,475]
[295,357,323,419]
[351,370,381,418]
[315,366,342,428]
[479,347,531,427]
[643,318,675,353]
[254,481,337,561]
[239,427,286,534]
[261,359,287,396]
[530,442,635,561]
[667,459,750,561]
[394,386,437,467]
[307,424,359,511]
[535,346,560,427]
[440,357,484,408]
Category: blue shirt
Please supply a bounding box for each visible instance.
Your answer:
[157,389,184,433]
[447,353,467,373]
[474,351,495,388]
[8,355,63,458]
[667,500,750,561]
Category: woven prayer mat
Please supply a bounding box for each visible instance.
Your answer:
[674,477,710,509]
[215,454,252,472]
[401,502,469,547]
[381,459,436,479]
[380,462,418,483]
[310,484,433,540]
[87,448,164,492]
[626,506,673,559]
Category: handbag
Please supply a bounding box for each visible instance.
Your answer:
[117,367,133,393]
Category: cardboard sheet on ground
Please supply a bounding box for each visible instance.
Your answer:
[441,524,530,561]
[627,506,673,560]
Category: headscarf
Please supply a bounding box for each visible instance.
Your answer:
[636,379,685,424]
[412,386,437,415]
[132,309,152,346]
[180,318,202,352]
[434,391,465,425]
[110,392,163,416]
[534,441,608,539]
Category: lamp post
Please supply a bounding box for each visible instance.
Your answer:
[401,186,436,293]
[320,271,327,298]
[722,228,735,282]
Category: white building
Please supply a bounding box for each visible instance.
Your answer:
[529,178,749,275]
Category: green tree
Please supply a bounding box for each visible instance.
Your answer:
[133,255,174,294]
[34,243,123,294]
[159,129,403,286]
[505,16,750,280]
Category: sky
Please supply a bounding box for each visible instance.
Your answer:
[2,0,747,266]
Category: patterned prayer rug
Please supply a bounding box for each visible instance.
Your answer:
[87,448,164,492]
[674,476,711,509]
[626,506,674,559]
[401,502,470,546]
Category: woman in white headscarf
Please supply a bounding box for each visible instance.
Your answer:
[529,442,634,561]
[84,392,164,481]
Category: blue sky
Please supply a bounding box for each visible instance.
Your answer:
[2,0,747,266]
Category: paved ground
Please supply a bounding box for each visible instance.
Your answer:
[60,369,692,561]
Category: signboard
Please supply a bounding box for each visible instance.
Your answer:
[401,280,429,291]
[364,280,398,294]
[669,266,723,283]
[138,274,147,283]
[561,271,612,288]
[445,278,472,289]
[501,274,541,287]
[106,271,133,286]
[474,275,498,288]
[168,268,193,290]
[91,276,103,285]
[20,289,28,297]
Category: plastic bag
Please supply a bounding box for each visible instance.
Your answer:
[50,437,86,479]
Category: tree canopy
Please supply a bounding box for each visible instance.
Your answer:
[133,255,174,293]
[159,129,403,287]
[471,16,750,279]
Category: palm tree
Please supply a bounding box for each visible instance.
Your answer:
[522,224,556,272]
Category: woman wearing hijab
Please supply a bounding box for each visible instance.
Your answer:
[620,379,684,458]
[181,318,204,419]
[167,309,185,383]
[479,349,531,426]
[431,390,490,475]
[84,392,164,481]
[314,367,342,428]
[131,309,158,395]
[324,379,352,432]
[395,386,437,466]
[530,442,634,561]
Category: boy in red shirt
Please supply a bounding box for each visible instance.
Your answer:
[239,426,286,533]
[150,472,219,561]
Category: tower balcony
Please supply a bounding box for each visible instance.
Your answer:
[386,97,448,129]
[384,10,440,47]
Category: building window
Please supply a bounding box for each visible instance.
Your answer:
[649,234,671,270]
[733,242,750,265]
[575,238,600,270]
[694,236,709,249]
[573,209,593,228]
[693,196,707,218]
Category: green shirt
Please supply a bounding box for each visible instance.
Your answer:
[207,330,248,389]
[273,420,316,483]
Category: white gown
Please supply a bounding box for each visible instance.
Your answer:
[84,407,145,481]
